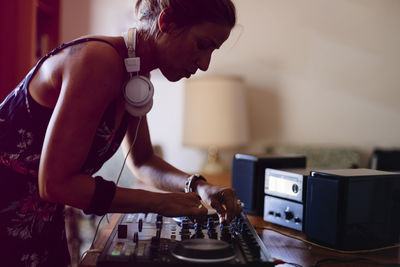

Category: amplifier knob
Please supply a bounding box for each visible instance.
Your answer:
[292,184,299,193]
[284,211,294,221]
[284,207,294,221]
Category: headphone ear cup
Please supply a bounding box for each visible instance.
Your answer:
[123,75,154,117]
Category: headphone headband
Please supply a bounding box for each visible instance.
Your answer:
[127,28,136,58]
[124,28,140,73]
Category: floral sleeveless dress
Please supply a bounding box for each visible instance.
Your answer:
[0,39,128,267]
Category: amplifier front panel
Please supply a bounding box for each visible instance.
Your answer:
[263,195,304,231]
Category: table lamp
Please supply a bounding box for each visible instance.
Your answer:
[183,76,249,174]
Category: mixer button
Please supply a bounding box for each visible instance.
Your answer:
[146,213,155,223]
[124,244,136,256]
[124,214,135,223]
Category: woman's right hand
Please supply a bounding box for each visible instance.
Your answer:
[155,192,208,222]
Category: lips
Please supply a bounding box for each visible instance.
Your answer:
[187,69,197,76]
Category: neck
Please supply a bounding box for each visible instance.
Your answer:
[134,29,159,74]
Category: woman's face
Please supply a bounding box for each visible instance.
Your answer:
[156,22,231,82]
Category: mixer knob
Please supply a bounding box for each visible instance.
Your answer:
[208,229,218,239]
[117,224,127,239]
[181,219,190,235]
[194,223,204,238]
[240,222,248,233]
[156,229,161,240]
[182,219,189,229]
[133,232,139,244]
[207,217,215,229]
[156,221,162,229]
[138,219,143,232]
[220,224,232,242]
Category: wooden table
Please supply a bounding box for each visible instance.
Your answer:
[80,173,400,267]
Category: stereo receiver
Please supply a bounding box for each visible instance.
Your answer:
[263,168,309,231]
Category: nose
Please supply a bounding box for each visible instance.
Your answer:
[196,51,212,72]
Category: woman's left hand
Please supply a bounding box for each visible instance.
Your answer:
[196,182,242,224]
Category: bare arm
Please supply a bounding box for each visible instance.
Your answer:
[121,116,243,222]
[121,116,189,193]
[36,41,206,220]
[38,41,124,210]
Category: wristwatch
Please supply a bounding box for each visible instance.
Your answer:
[184,174,207,193]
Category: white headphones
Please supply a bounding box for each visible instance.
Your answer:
[123,28,154,117]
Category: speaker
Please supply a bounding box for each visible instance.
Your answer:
[123,28,154,117]
[370,149,400,172]
[231,153,306,215]
[305,168,400,250]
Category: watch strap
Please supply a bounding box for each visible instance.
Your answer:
[184,174,207,193]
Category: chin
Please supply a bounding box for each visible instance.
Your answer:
[166,76,183,82]
[160,69,186,82]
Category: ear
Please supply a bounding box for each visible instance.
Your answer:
[158,8,173,33]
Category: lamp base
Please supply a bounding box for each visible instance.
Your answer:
[201,146,225,174]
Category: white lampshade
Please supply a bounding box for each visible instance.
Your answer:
[183,76,249,149]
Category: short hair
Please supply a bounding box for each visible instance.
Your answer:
[135,0,236,39]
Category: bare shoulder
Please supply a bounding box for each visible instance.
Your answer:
[61,36,128,99]
[29,36,128,107]
[65,36,126,78]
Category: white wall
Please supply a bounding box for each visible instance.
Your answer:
[61,0,400,172]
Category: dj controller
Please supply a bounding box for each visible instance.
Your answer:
[97,211,274,266]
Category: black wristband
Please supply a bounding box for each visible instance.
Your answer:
[83,176,116,216]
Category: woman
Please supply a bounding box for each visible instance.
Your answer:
[0,0,241,266]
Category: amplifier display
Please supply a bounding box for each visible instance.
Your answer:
[264,168,306,203]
